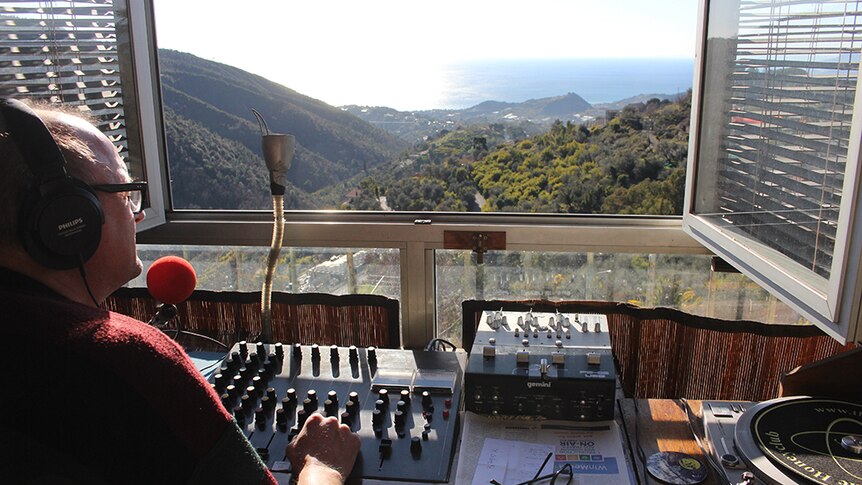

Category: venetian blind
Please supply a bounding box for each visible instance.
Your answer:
[0,0,134,160]
[700,0,862,279]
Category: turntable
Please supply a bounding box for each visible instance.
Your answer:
[704,397,862,484]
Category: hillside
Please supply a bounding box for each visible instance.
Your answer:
[342,92,594,143]
[332,94,691,215]
[157,49,408,207]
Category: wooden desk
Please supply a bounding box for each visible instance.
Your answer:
[618,399,724,485]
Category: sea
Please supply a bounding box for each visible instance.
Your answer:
[435,58,695,109]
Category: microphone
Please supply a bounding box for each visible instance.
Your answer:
[146,256,196,328]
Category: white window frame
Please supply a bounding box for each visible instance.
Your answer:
[683,0,862,344]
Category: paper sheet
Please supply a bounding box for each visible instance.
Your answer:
[456,412,634,485]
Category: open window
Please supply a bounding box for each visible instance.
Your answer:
[684,0,862,343]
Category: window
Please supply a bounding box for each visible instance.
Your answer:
[0,0,166,229]
[685,0,862,343]
[151,0,698,215]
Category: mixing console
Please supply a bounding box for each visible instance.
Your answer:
[211,342,465,483]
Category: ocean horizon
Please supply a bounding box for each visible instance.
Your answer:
[345,58,695,111]
[434,58,695,109]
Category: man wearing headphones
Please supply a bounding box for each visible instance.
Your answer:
[0,99,359,484]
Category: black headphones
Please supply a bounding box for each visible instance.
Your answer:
[0,98,104,270]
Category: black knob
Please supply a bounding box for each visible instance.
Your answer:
[341,411,352,426]
[256,341,265,357]
[349,345,358,361]
[311,344,320,360]
[240,394,253,410]
[327,390,338,406]
[292,343,302,360]
[276,408,287,425]
[229,351,241,369]
[255,407,266,426]
[367,346,377,362]
[345,400,356,416]
[234,405,245,424]
[260,396,271,409]
[372,408,383,427]
[396,400,406,412]
[422,391,432,407]
[213,373,227,391]
[375,399,386,411]
[251,376,264,394]
[287,388,297,403]
[348,391,359,406]
[411,436,422,456]
[249,352,259,365]
[400,389,410,404]
[324,399,337,417]
[220,393,232,408]
[303,398,315,413]
[245,386,257,399]
[330,344,339,360]
[238,341,248,356]
[394,409,405,427]
[378,389,389,405]
[267,388,277,400]
[226,384,238,398]
[274,342,284,359]
[306,390,318,407]
[297,409,308,428]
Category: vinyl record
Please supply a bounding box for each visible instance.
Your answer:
[646,451,708,484]
[735,397,862,485]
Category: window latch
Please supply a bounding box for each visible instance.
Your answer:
[443,231,506,265]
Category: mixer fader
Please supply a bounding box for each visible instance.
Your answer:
[211,341,466,483]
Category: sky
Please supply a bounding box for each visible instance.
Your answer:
[152,0,699,110]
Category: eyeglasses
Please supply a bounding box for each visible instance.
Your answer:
[91,181,148,214]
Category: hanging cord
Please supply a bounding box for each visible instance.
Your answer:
[77,254,99,307]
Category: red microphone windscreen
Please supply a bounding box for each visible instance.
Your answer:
[146,256,197,304]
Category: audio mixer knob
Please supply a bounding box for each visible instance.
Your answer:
[341,411,352,426]
[274,342,284,359]
[396,400,406,412]
[267,387,277,400]
[400,389,410,404]
[239,340,248,355]
[372,408,383,427]
[348,391,359,406]
[324,399,337,417]
[249,352,259,365]
[255,407,266,427]
[394,410,405,427]
[297,409,308,428]
[375,399,386,411]
[256,341,265,356]
[306,390,318,407]
[348,345,358,361]
[327,390,338,406]
[311,344,320,360]
[378,389,389,405]
[303,398,315,413]
[330,344,339,361]
[367,346,377,362]
[345,400,356,416]
[286,388,297,403]
[422,391,432,408]
[293,343,302,360]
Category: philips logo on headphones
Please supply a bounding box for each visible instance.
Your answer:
[527,381,552,389]
[57,218,85,232]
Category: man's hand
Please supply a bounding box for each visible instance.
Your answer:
[286,413,360,485]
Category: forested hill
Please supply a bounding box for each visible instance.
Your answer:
[336,93,691,214]
[157,49,407,208]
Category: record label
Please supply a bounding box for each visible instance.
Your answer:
[746,398,862,484]
[646,451,708,484]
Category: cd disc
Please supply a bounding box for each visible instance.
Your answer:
[646,451,708,484]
